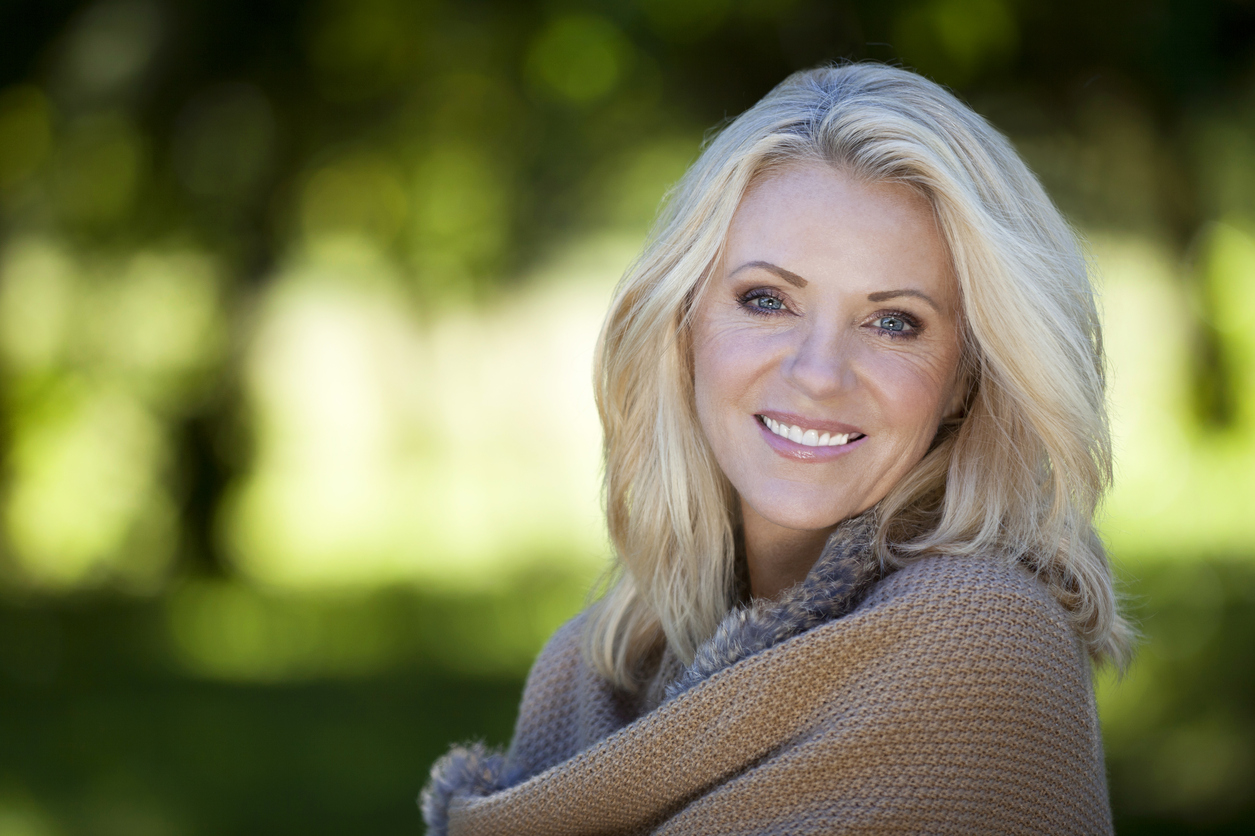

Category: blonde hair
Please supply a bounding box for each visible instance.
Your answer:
[587,62,1132,690]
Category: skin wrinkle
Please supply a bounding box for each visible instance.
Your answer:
[690,162,964,601]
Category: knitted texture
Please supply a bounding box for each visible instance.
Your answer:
[422,546,1112,834]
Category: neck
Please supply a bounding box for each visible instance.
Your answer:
[741,500,835,601]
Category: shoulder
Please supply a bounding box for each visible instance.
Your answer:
[509,611,589,745]
[830,553,1097,726]
[501,611,606,780]
[521,611,589,693]
[856,552,1081,661]
[826,555,1107,813]
[869,551,1064,610]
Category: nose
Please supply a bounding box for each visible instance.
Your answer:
[780,322,856,401]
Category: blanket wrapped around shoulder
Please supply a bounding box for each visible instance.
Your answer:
[420,514,1112,835]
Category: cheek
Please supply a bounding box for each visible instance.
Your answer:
[862,346,961,433]
[693,343,742,442]
[692,319,772,415]
[691,318,726,438]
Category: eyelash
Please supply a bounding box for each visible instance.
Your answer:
[868,310,923,339]
[738,288,787,317]
[735,289,923,339]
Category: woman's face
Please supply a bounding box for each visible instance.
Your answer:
[691,163,963,534]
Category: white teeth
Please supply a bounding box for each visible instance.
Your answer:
[761,417,855,447]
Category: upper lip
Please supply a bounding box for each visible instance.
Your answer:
[757,410,864,436]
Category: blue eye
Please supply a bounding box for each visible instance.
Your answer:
[875,315,909,332]
[739,290,787,314]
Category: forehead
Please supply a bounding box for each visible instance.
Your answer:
[723,162,955,300]
[731,163,939,246]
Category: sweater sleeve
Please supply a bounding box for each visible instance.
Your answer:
[653,556,1113,836]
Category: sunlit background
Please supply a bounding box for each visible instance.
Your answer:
[0,0,1253,833]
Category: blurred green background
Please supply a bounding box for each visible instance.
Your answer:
[0,0,1253,833]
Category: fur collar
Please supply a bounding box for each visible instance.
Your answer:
[662,509,881,701]
[420,511,882,832]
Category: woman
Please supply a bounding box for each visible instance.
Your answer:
[422,62,1131,835]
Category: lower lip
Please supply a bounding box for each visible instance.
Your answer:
[757,417,867,462]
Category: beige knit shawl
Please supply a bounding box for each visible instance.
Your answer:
[422,526,1111,835]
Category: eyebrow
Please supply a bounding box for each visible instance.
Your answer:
[731,261,942,312]
[867,289,941,312]
[729,260,808,288]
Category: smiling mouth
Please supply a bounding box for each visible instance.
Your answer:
[758,415,866,448]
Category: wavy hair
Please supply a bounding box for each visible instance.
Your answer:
[586,62,1132,690]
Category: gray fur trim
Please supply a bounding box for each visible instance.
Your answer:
[419,741,510,836]
[664,510,881,702]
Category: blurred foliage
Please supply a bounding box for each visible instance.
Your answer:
[1101,560,1255,833]
[1,0,1254,833]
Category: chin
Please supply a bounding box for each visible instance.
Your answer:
[748,493,859,533]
